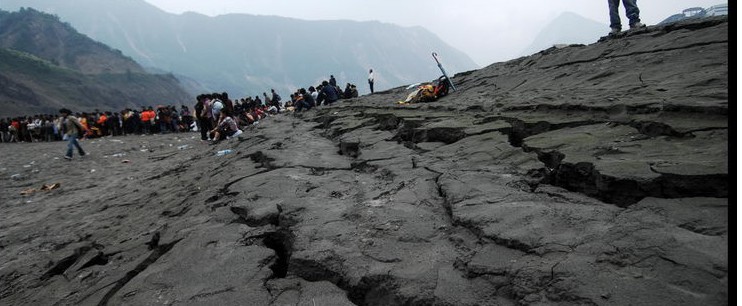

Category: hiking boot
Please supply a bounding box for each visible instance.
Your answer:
[630,22,645,29]
[609,27,621,35]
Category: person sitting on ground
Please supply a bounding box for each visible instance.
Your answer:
[284,94,295,111]
[344,83,353,99]
[295,88,315,112]
[180,105,193,131]
[302,88,315,110]
[209,108,241,144]
[320,81,340,105]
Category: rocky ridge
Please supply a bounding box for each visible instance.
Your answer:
[0,17,728,305]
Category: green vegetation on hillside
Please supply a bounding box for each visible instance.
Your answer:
[0,48,190,117]
[0,8,191,117]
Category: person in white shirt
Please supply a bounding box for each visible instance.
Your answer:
[368,69,375,94]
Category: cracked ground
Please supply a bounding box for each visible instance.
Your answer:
[0,17,728,306]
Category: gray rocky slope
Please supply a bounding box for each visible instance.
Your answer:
[0,17,728,305]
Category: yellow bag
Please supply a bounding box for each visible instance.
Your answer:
[420,85,436,101]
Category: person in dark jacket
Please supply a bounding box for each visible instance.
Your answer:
[195,95,211,140]
[344,83,354,99]
[295,88,315,112]
[321,81,339,105]
[270,89,282,113]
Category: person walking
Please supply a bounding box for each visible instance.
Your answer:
[368,69,375,94]
[59,108,87,160]
[608,0,645,35]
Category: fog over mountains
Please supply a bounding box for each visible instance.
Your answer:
[520,12,608,57]
[0,0,479,97]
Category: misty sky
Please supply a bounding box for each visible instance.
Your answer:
[142,0,727,67]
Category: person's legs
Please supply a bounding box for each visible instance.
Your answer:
[74,137,86,156]
[622,0,642,27]
[201,118,212,140]
[66,135,75,157]
[218,127,229,140]
[608,0,622,30]
[66,133,85,156]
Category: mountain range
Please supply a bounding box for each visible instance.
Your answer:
[0,0,480,97]
[0,8,191,117]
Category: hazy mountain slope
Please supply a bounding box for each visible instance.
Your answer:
[520,12,608,57]
[0,0,479,96]
[0,9,144,74]
[0,9,191,117]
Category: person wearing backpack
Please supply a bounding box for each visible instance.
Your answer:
[271,89,282,105]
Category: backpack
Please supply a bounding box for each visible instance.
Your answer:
[433,76,450,98]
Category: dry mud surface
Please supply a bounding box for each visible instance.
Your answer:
[0,17,728,305]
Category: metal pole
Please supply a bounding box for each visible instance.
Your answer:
[432,52,456,91]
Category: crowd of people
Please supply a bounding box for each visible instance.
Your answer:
[0,105,196,143]
[195,77,359,144]
[0,75,363,146]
